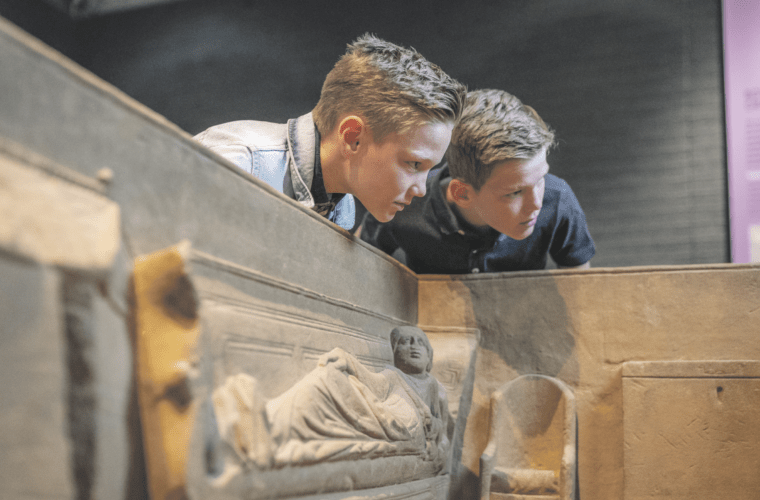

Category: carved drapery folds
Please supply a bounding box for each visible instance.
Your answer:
[211,348,450,472]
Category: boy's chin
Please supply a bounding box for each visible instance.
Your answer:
[371,210,397,223]
[502,226,535,240]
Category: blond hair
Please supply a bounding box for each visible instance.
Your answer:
[447,89,555,189]
[313,34,466,142]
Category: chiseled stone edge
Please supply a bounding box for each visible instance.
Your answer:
[622,360,760,378]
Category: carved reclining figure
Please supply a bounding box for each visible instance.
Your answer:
[210,326,450,475]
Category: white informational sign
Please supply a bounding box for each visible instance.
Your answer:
[724,1,760,263]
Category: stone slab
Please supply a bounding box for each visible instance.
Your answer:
[623,367,760,499]
[0,141,119,272]
[0,258,73,499]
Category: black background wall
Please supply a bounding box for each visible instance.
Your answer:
[0,0,729,267]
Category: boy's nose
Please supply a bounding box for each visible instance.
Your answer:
[409,174,426,198]
[527,187,542,211]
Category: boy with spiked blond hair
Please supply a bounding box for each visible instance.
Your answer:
[360,88,594,273]
[195,34,466,230]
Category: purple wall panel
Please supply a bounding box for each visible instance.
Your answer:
[724,0,760,262]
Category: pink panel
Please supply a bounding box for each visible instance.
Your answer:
[724,0,760,262]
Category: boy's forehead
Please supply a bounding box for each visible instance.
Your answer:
[369,116,453,141]
[487,150,549,188]
[404,118,451,135]
[398,121,453,155]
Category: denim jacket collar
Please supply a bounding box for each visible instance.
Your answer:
[286,113,354,230]
[286,113,318,208]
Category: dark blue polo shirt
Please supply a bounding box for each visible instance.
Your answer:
[360,165,595,274]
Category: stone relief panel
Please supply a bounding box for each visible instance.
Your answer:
[133,242,476,500]
[210,327,450,473]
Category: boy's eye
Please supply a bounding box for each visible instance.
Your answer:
[504,190,522,198]
[407,161,421,171]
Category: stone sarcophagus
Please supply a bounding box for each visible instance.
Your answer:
[132,242,478,500]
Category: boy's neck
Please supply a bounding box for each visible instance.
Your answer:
[319,134,349,194]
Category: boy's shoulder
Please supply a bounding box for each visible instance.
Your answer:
[544,172,571,191]
[194,120,289,150]
[543,173,582,207]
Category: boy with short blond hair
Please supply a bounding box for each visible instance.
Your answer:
[195,34,465,230]
[360,89,595,273]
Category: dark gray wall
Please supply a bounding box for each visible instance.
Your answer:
[0,0,729,267]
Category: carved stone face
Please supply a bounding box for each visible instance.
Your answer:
[393,328,430,375]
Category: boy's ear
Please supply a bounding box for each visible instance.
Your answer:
[448,179,474,207]
[338,116,365,154]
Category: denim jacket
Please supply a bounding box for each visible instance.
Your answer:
[194,113,355,230]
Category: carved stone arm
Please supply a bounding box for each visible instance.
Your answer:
[318,347,391,397]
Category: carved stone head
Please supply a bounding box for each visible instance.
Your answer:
[390,326,434,375]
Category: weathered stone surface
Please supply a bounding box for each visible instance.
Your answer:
[479,374,575,500]
[0,258,74,499]
[90,252,132,500]
[623,361,760,500]
[622,360,760,378]
[0,142,120,271]
[418,265,760,499]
